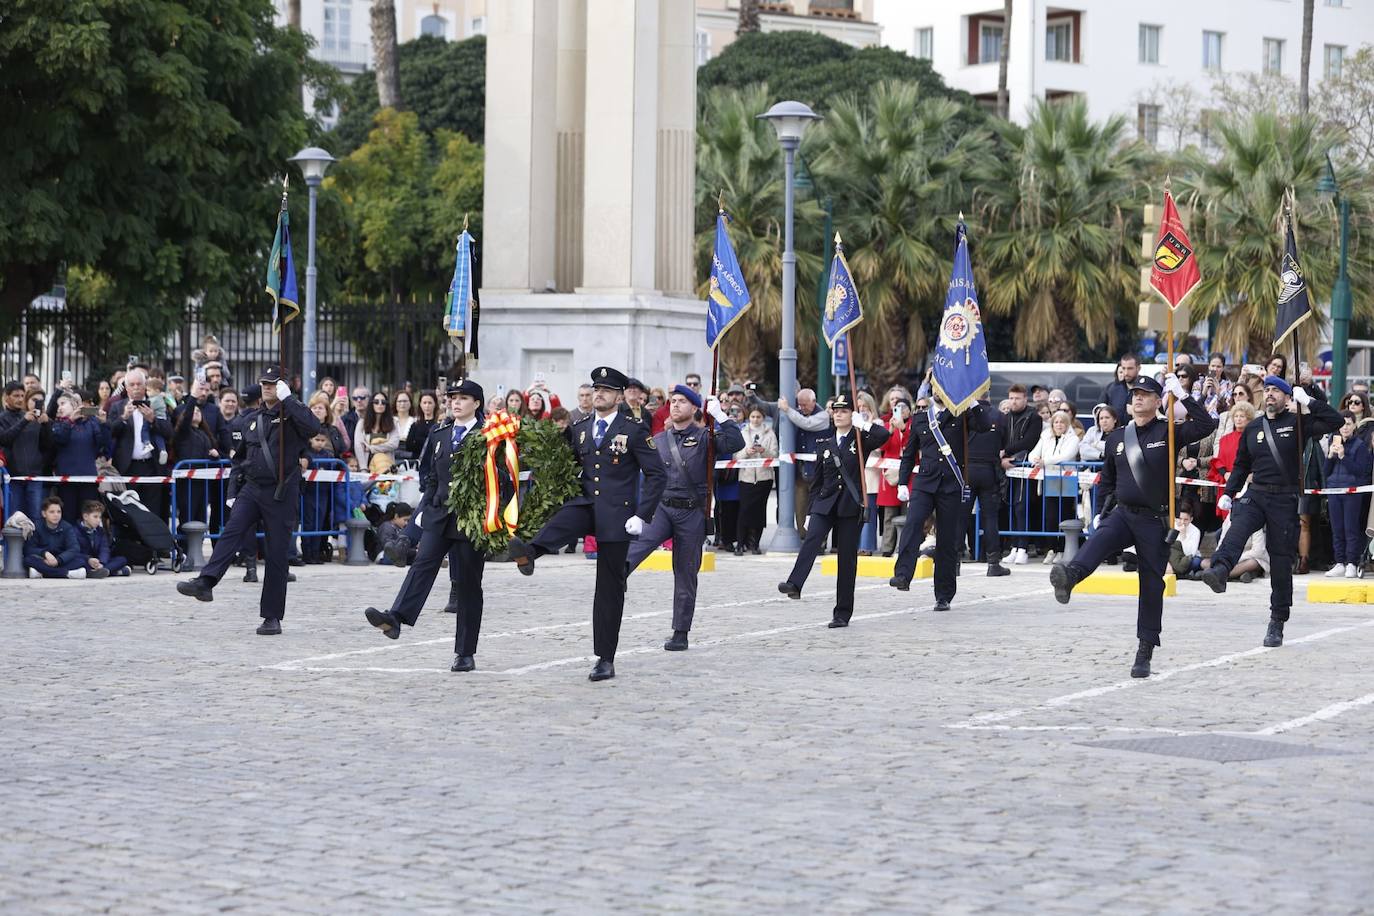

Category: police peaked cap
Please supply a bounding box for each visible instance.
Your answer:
[258,365,287,384]
[590,366,630,390]
[1127,377,1163,397]
[831,394,855,411]
[446,378,485,403]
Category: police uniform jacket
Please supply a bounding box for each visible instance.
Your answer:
[239,397,319,490]
[654,420,746,503]
[809,423,891,517]
[900,404,993,494]
[1099,395,1216,514]
[1222,397,1342,497]
[567,407,667,540]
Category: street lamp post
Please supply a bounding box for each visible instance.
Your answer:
[1318,155,1353,397]
[758,101,820,553]
[288,146,336,393]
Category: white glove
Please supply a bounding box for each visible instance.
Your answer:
[1163,373,1187,402]
[897,484,910,503]
[275,380,292,401]
[1217,494,1233,512]
[856,414,873,432]
[1293,385,1312,406]
[706,397,728,424]
[624,516,644,536]
[1091,514,1101,529]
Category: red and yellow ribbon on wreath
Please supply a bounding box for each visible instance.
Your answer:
[480,410,521,534]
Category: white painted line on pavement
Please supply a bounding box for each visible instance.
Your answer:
[268,586,1021,676]
[265,583,904,670]
[955,724,1191,735]
[951,617,1374,730]
[1254,692,1374,736]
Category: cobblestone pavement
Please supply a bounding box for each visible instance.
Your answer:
[3,547,1372,914]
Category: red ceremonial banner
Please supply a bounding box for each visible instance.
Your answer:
[1149,191,1202,310]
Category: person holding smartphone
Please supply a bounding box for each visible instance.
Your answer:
[0,380,53,522]
[735,406,778,554]
[49,390,111,523]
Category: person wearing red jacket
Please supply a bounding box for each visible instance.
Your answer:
[876,401,911,556]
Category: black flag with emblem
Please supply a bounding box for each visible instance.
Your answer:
[1273,216,1312,348]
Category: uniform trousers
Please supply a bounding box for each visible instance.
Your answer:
[964,465,1002,560]
[786,508,862,622]
[200,480,295,620]
[1209,491,1298,620]
[1067,506,1167,645]
[627,504,704,632]
[893,483,965,603]
[532,502,631,660]
[390,524,486,655]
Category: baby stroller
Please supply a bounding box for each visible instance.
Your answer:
[104,490,183,575]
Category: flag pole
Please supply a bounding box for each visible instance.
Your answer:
[276,177,289,501]
[845,356,868,523]
[705,346,719,543]
[1285,191,1305,483]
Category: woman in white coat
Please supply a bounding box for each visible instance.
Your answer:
[1028,409,1081,559]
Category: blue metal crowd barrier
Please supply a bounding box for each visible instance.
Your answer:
[298,457,353,557]
[169,459,233,542]
[963,460,1104,559]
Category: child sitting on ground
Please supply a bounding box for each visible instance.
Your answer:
[1168,503,1204,578]
[26,496,107,579]
[375,502,416,565]
[75,500,131,577]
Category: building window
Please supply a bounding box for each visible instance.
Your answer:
[695,28,712,67]
[1139,24,1160,64]
[980,23,1004,64]
[1199,109,1220,152]
[1202,30,1223,72]
[1325,0,1344,6]
[420,14,446,38]
[915,27,933,60]
[1263,38,1284,74]
[1325,44,1346,79]
[1046,21,1073,62]
[468,16,486,36]
[323,0,351,52]
[1138,103,1160,147]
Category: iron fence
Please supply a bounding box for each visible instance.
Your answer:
[1,300,466,397]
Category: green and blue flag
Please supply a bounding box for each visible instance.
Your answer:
[822,233,863,347]
[930,221,990,416]
[265,194,299,333]
[706,210,752,350]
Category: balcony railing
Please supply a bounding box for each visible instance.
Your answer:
[311,41,371,72]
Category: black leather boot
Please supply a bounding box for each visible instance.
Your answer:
[1130,640,1154,678]
[986,553,1010,577]
[1263,617,1285,647]
[1049,563,1079,604]
[443,582,461,614]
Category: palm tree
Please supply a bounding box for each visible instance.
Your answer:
[694,85,823,383]
[1300,0,1315,114]
[978,98,1146,361]
[737,0,761,35]
[371,0,402,110]
[811,81,994,386]
[1174,112,1371,359]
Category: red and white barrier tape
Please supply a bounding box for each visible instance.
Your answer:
[1,469,421,485]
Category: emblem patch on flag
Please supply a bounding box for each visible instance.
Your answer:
[1153,232,1193,273]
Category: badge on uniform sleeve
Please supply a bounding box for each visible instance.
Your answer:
[647,437,656,450]
[823,448,831,459]
[1257,431,1265,443]
[1115,442,1124,455]
[249,421,257,432]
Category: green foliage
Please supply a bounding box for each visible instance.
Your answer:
[697,31,983,129]
[978,99,1147,361]
[325,34,485,157]
[0,0,319,344]
[448,418,580,556]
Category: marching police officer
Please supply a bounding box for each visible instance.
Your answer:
[176,366,317,635]
[778,394,890,628]
[890,382,992,611]
[626,384,744,651]
[1050,374,1216,677]
[363,379,492,672]
[1201,374,1342,647]
[507,367,667,681]
[225,384,262,582]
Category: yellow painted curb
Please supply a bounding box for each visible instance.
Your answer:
[1075,569,1178,597]
[638,549,715,572]
[820,554,932,579]
[1306,581,1369,604]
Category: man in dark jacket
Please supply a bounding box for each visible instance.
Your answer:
[0,380,52,521]
[1101,353,1141,422]
[108,368,173,521]
[1000,383,1043,565]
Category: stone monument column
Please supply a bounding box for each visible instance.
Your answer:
[656,0,696,299]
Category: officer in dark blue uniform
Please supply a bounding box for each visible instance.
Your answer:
[778,394,890,627]
[1201,374,1342,647]
[626,384,744,651]
[225,384,263,582]
[890,383,992,611]
[1050,375,1216,677]
[363,379,492,672]
[507,367,667,681]
[176,366,318,635]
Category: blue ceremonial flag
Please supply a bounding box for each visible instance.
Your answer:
[445,228,476,353]
[930,220,990,416]
[706,210,752,349]
[265,191,299,333]
[831,333,849,378]
[822,232,863,347]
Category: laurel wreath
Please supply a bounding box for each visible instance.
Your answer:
[447,418,580,556]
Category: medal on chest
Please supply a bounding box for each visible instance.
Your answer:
[610,434,629,455]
